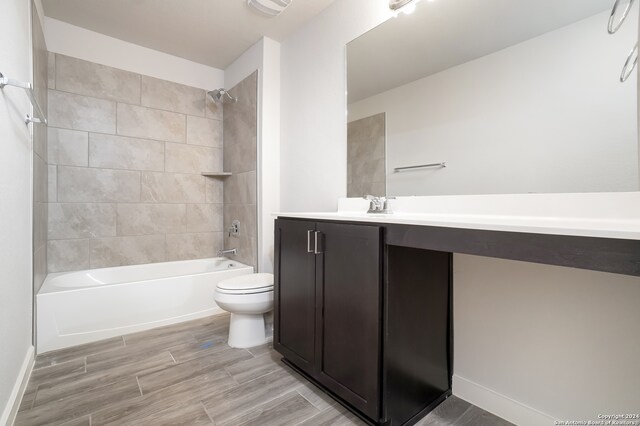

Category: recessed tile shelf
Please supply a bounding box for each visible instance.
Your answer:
[201,172,232,178]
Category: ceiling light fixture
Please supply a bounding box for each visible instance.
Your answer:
[389,0,421,14]
[247,0,292,17]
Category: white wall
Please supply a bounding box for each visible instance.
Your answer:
[280,1,640,424]
[349,11,638,196]
[0,0,36,423]
[280,0,393,212]
[454,255,640,424]
[225,37,281,273]
[44,17,224,90]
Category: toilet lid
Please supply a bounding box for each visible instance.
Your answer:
[216,273,274,292]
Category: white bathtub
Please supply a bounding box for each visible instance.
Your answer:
[37,258,253,353]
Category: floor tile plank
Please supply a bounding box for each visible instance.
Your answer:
[296,403,366,426]
[168,338,232,363]
[416,396,473,426]
[15,377,139,426]
[137,347,253,394]
[34,337,124,369]
[202,367,306,425]
[218,391,320,426]
[454,405,514,426]
[224,351,282,384]
[18,314,512,426]
[91,369,236,425]
[59,415,91,426]
[35,350,174,407]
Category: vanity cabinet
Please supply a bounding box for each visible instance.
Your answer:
[274,218,452,425]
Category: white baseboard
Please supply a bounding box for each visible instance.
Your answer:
[453,375,556,426]
[0,346,35,426]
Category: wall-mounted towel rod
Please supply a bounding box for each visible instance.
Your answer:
[394,162,446,172]
[0,72,48,125]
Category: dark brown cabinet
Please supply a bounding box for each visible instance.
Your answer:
[274,218,452,425]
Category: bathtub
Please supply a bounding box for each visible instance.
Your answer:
[37,258,253,354]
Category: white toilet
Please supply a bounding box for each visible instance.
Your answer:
[213,273,274,348]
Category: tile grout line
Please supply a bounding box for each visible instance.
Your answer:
[450,405,474,426]
[135,376,143,396]
[200,401,215,424]
[294,384,327,412]
[29,384,40,410]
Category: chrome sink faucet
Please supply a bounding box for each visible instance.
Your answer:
[363,195,395,214]
[218,248,237,257]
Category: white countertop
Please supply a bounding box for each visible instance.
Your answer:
[275,192,640,240]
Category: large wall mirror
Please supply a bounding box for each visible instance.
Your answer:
[346,0,639,197]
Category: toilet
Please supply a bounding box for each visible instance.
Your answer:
[213,273,274,348]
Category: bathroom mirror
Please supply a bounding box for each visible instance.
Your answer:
[347,0,639,197]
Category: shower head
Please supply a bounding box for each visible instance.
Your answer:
[207,88,238,104]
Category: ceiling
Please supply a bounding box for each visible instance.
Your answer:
[348,0,614,103]
[41,0,338,69]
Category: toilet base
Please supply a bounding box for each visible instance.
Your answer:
[228,312,267,348]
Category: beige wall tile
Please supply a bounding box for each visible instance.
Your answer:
[347,113,386,198]
[205,178,224,203]
[165,232,223,261]
[223,73,257,173]
[48,52,55,89]
[117,204,186,236]
[223,111,257,173]
[205,96,223,120]
[351,158,385,185]
[165,143,222,174]
[141,172,205,204]
[34,154,47,203]
[187,116,223,148]
[141,76,205,116]
[117,103,186,143]
[49,203,117,240]
[89,133,164,172]
[48,90,116,133]
[48,239,90,272]
[34,202,47,250]
[48,165,57,202]
[223,171,256,205]
[45,56,240,273]
[48,128,89,166]
[57,166,141,203]
[55,54,141,104]
[90,235,166,268]
[221,72,258,269]
[33,122,47,161]
[186,204,223,233]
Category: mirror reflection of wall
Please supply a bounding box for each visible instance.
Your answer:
[347,0,639,197]
[347,113,386,197]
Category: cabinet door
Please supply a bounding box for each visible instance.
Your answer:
[315,222,382,420]
[274,219,317,375]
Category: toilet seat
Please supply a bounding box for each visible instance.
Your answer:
[216,273,274,295]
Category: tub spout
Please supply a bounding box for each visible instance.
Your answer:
[218,248,237,257]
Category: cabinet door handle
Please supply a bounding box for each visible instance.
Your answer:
[314,231,323,254]
[307,230,314,253]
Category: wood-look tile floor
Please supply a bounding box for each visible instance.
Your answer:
[16,313,513,426]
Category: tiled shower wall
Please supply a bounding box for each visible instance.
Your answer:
[33,3,48,292]
[47,54,225,272]
[347,113,386,198]
[223,72,258,268]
